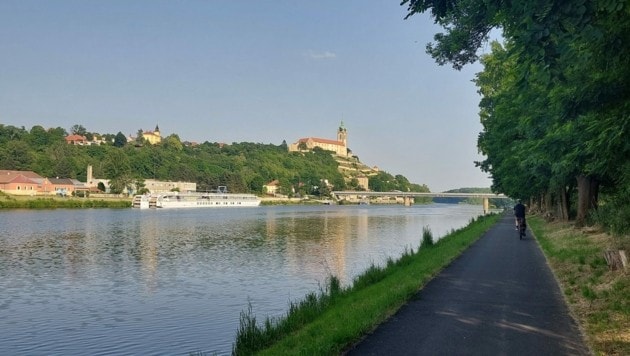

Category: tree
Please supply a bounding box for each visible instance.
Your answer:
[47,127,68,141]
[136,129,145,145]
[29,125,51,150]
[103,149,132,194]
[70,124,87,136]
[113,132,127,148]
[0,140,34,170]
[0,124,27,144]
[404,0,630,226]
[134,179,149,195]
[163,134,183,151]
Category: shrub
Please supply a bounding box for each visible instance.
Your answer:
[421,226,434,248]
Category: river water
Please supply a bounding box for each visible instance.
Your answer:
[0,203,487,355]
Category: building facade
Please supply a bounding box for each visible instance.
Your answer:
[288,122,348,157]
[0,170,85,196]
[142,125,162,145]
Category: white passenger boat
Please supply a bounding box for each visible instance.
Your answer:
[132,186,261,209]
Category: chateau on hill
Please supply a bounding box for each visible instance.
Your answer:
[288,122,379,191]
[288,122,349,157]
[141,125,162,145]
[127,125,162,145]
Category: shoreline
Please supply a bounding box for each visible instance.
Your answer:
[1,194,480,209]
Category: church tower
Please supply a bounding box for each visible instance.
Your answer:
[337,121,347,147]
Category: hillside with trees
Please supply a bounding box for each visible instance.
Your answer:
[0,124,429,197]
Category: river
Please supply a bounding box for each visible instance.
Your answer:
[0,203,487,355]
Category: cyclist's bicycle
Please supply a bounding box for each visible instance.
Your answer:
[517,217,526,239]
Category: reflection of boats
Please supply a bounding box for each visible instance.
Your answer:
[133,195,151,209]
[132,186,261,209]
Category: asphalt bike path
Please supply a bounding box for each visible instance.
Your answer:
[346,215,591,355]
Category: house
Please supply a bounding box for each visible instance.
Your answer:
[0,170,53,195]
[48,178,78,196]
[263,180,280,195]
[65,134,88,145]
[0,170,91,196]
[142,179,196,193]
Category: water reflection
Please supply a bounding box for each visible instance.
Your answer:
[0,204,486,355]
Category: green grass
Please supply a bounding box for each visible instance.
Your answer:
[0,196,131,209]
[528,216,630,356]
[232,213,501,355]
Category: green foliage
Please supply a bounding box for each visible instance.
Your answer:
[530,216,630,355]
[113,132,127,147]
[369,171,429,193]
[2,125,420,196]
[404,0,630,230]
[421,226,434,248]
[0,197,130,209]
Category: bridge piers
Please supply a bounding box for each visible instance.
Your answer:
[404,196,413,207]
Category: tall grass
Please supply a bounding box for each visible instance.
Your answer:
[421,225,434,248]
[0,197,131,209]
[529,216,629,355]
[232,213,500,355]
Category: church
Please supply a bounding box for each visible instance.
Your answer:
[141,125,162,145]
[288,122,349,157]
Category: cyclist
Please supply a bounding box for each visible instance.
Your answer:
[514,200,526,230]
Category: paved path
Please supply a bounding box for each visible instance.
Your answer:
[347,215,591,355]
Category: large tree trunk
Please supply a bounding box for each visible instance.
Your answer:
[529,196,538,214]
[556,187,570,221]
[544,191,553,218]
[544,191,551,213]
[576,175,600,227]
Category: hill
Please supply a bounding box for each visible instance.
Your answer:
[0,124,428,196]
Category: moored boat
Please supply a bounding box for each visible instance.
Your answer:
[132,186,261,209]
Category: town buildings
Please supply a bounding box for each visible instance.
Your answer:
[0,170,88,196]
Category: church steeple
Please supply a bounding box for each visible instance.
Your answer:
[337,121,347,147]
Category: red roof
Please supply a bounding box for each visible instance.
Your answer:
[65,134,87,141]
[0,170,43,184]
[298,137,344,146]
[0,170,42,178]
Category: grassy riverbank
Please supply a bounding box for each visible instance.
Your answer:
[0,193,131,209]
[232,213,501,355]
[528,217,629,356]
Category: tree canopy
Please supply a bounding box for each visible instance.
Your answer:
[403,0,630,233]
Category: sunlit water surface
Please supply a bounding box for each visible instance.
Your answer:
[0,204,487,355]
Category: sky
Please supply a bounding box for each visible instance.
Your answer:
[0,0,494,192]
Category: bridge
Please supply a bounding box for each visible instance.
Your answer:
[331,191,510,213]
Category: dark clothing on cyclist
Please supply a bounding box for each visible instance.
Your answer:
[514,202,526,218]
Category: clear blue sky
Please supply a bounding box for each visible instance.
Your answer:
[0,0,493,192]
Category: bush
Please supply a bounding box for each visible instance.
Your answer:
[421,226,434,248]
[591,188,630,239]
